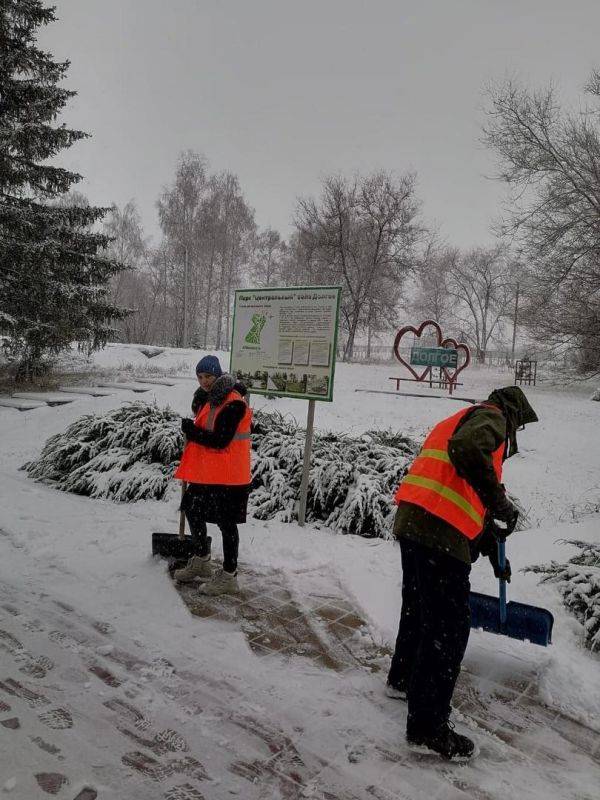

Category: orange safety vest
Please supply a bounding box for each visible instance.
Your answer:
[174,390,252,486]
[394,404,504,539]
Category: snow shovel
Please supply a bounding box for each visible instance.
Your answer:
[470,538,554,647]
[152,480,197,560]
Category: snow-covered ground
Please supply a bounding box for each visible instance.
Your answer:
[1,344,599,799]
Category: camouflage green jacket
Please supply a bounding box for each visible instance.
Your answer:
[394,386,538,563]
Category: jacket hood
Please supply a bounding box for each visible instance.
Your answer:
[486,385,538,457]
[208,374,247,407]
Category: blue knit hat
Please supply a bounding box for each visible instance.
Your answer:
[195,355,222,377]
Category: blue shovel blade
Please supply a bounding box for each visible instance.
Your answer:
[470,591,554,647]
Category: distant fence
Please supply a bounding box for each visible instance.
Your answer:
[338,344,540,367]
[339,344,395,362]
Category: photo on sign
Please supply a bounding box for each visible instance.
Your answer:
[235,369,268,390]
[309,341,330,367]
[267,371,287,391]
[306,374,329,396]
[285,372,307,394]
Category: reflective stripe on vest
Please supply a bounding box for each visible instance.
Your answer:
[205,405,251,440]
[394,404,504,539]
[401,474,483,526]
[174,390,252,485]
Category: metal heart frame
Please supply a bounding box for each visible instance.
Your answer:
[393,319,471,385]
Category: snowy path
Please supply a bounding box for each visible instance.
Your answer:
[2,348,600,798]
[1,547,599,799]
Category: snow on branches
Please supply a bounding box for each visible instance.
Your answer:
[250,410,419,538]
[26,402,183,502]
[524,540,600,653]
[26,403,420,539]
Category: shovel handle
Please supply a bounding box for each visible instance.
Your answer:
[178,433,189,540]
[178,481,188,539]
[498,539,507,625]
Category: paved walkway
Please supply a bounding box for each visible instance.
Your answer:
[1,565,599,800]
[176,562,388,673]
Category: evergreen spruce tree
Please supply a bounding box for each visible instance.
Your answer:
[0,0,125,378]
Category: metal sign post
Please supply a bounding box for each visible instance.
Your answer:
[297,399,316,527]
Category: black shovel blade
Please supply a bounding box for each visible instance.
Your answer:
[152,532,196,559]
[470,591,554,647]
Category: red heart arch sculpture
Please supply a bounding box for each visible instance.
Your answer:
[393,319,471,386]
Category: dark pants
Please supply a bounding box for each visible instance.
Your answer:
[184,511,239,574]
[387,538,471,736]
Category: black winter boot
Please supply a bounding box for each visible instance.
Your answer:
[407,722,476,761]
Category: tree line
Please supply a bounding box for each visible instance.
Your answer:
[105,164,425,361]
[2,1,600,376]
[103,164,526,364]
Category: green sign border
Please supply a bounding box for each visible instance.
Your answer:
[229,285,342,402]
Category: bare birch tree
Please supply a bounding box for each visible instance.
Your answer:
[211,173,255,350]
[295,171,422,360]
[413,241,458,328]
[157,151,208,347]
[154,156,257,349]
[282,230,321,286]
[103,201,148,342]
[447,246,514,362]
[250,227,287,287]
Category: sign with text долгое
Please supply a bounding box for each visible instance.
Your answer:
[410,346,458,368]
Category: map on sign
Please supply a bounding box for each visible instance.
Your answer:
[410,346,459,368]
[230,286,341,402]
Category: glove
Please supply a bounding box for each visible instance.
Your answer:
[488,550,511,583]
[181,418,196,437]
[491,495,519,537]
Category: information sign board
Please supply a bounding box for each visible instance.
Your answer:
[230,286,341,401]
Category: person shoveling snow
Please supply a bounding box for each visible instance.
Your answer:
[172,355,252,596]
[387,385,538,761]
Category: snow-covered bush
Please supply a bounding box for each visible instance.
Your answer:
[26,402,182,501]
[524,540,600,653]
[250,410,419,538]
[591,388,600,401]
[26,403,420,539]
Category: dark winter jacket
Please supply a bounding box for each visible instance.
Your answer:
[181,374,251,525]
[394,386,538,564]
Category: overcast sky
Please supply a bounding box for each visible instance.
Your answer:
[39,0,600,248]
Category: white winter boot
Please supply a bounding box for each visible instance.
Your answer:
[197,569,238,596]
[173,554,213,583]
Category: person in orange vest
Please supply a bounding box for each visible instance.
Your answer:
[173,355,252,596]
[387,386,538,761]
